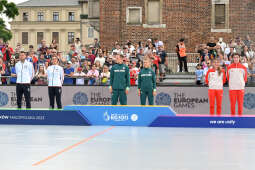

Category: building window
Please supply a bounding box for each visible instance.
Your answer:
[23,12,28,21]
[68,32,75,44]
[37,32,44,44]
[53,12,59,21]
[88,0,100,18]
[147,0,160,24]
[126,7,142,25]
[38,12,44,21]
[52,32,59,43]
[211,0,230,32]
[68,12,75,21]
[88,27,94,38]
[22,32,28,44]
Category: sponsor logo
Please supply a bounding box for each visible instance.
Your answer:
[73,92,88,105]
[0,115,9,119]
[244,93,255,110]
[156,92,171,105]
[90,92,111,105]
[0,91,9,107]
[103,111,136,122]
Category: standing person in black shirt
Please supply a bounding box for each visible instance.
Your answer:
[207,37,217,59]
[157,45,168,81]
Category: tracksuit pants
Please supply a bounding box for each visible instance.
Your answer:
[111,89,127,105]
[48,87,62,109]
[16,84,31,109]
[140,90,154,105]
[229,90,244,116]
[208,89,223,115]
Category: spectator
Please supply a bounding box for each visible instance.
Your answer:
[9,58,16,84]
[87,64,99,85]
[88,48,96,64]
[207,37,217,58]
[136,48,144,62]
[244,35,253,49]
[2,43,14,63]
[249,44,255,58]
[51,39,58,50]
[235,37,244,55]
[44,48,52,62]
[112,44,123,55]
[73,67,86,85]
[152,50,160,79]
[68,44,78,59]
[195,64,203,85]
[227,47,235,61]
[38,53,46,67]
[14,43,23,59]
[248,58,255,85]
[64,61,74,85]
[94,50,105,67]
[154,38,164,51]
[100,65,110,85]
[241,46,252,59]
[27,51,38,72]
[79,47,87,62]
[94,38,101,49]
[158,45,168,81]
[34,65,47,85]
[0,39,4,51]
[0,58,6,84]
[129,61,139,86]
[217,37,227,52]
[38,40,48,55]
[74,38,81,55]
[71,57,80,72]
[0,49,3,58]
[105,55,115,70]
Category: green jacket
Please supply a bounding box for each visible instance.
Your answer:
[110,64,130,90]
[138,68,156,91]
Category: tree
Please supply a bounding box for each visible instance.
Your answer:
[0,0,19,42]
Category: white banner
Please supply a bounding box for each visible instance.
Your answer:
[0,86,254,115]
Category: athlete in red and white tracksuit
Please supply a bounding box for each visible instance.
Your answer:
[227,54,247,116]
[205,60,226,115]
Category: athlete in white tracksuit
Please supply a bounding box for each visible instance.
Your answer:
[47,56,64,109]
[227,53,247,116]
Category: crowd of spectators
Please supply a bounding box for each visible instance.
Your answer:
[195,35,255,85]
[0,37,168,85]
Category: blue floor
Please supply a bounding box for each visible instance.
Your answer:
[0,125,255,170]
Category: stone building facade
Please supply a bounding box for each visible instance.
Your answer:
[100,0,255,52]
[10,0,100,52]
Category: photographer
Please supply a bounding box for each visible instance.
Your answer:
[1,43,14,63]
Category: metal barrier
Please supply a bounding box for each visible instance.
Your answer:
[166,53,200,73]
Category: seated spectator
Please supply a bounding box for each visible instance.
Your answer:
[64,61,74,85]
[74,38,81,55]
[104,55,115,70]
[195,64,203,85]
[44,48,52,62]
[241,46,252,59]
[0,58,6,84]
[87,64,99,85]
[100,65,110,85]
[129,62,139,86]
[112,44,123,55]
[95,60,102,73]
[152,50,160,79]
[33,65,47,85]
[207,37,217,58]
[73,67,86,85]
[38,53,46,67]
[51,39,58,50]
[71,57,80,72]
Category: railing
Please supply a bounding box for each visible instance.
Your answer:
[166,53,200,73]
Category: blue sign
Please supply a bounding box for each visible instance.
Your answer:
[150,116,255,128]
[0,110,90,126]
[64,105,176,126]
[0,91,9,107]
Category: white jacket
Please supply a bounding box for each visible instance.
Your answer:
[15,60,34,84]
[205,68,226,90]
[47,65,64,87]
[227,63,247,90]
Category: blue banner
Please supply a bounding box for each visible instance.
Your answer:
[150,116,255,128]
[64,105,176,126]
[0,110,90,126]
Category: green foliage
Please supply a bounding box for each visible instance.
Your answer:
[0,0,19,42]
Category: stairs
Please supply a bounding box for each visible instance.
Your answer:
[158,72,196,86]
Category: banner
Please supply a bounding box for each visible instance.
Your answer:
[64,105,175,126]
[0,86,255,115]
[0,109,90,125]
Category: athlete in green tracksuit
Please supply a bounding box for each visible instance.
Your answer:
[109,54,130,105]
[138,58,156,105]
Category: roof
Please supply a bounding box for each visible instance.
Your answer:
[17,0,81,7]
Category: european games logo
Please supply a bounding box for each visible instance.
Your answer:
[155,92,171,105]
[0,91,8,107]
[244,93,255,110]
[103,111,138,122]
[73,92,88,105]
